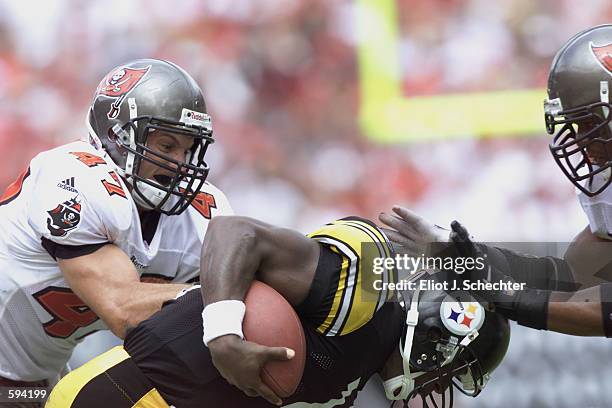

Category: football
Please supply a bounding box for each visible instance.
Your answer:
[243,280,306,398]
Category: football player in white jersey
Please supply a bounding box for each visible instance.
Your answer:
[380,25,612,339]
[0,59,232,392]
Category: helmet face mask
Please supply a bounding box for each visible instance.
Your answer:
[384,288,510,408]
[112,114,214,215]
[546,24,612,197]
[546,97,612,196]
[87,59,214,215]
[403,344,487,407]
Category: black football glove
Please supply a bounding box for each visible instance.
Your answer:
[448,221,550,330]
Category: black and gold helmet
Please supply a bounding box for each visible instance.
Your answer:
[385,287,510,408]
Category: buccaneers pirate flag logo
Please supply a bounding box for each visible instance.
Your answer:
[591,42,612,76]
[95,65,150,119]
[46,197,82,237]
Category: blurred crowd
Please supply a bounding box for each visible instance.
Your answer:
[2,1,612,406]
[3,0,612,238]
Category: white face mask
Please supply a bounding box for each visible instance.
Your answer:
[577,168,612,240]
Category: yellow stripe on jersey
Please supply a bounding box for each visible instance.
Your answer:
[133,389,169,408]
[46,346,131,408]
[45,346,170,408]
[337,218,395,307]
[308,217,395,336]
[318,244,351,336]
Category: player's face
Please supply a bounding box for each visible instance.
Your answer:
[138,129,194,186]
[577,119,611,166]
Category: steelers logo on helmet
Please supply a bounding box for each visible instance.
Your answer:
[439,292,484,336]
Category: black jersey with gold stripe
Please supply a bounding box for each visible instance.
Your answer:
[45,346,169,408]
[45,216,404,408]
[301,216,396,336]
[46,287,404,408]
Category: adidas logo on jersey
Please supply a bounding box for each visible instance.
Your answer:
[130,255,149,270]
[57,177,78,193]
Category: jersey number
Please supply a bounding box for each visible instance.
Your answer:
[70,151,106,167]
[102,171,127,198]
[0,167,31,206]
[191,191,217,219]
[33,287,99,338]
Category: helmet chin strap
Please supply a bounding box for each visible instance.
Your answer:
[384,289,421,400]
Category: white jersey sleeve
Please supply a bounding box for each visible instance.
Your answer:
[0,141,137,382]
[169,181,233,283]
[0,141,231,382]
[27,146,133,249]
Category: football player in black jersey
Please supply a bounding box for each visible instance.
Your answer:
[47,216,510,408]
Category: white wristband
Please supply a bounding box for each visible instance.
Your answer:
[202,300,246,346]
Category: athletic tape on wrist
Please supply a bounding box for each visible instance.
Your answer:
[202,300,246,346]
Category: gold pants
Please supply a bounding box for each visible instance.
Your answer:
[45,347,169,408]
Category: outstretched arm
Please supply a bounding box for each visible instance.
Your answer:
[447,220,609,336]
[547,286,605,336]
[380,206,610,337]
[59,244,188,339]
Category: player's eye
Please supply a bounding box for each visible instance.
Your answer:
[160,143,173,152]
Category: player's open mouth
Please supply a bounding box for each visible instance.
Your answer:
[153,174,172,186]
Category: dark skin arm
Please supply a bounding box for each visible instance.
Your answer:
[548,286,604,336]
[564,226,612,288]
[552,227,610,335]
[380,205,607,337]
[200,216,320,405]
[201,215,319,306]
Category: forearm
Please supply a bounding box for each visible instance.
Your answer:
[74,280,188,338]
[446,230,597,333]
[495,282,607,337]
[116,282,189,336]
[546,286,605,336]
[478,244,577,291]
[441,222,610,337]
[59,243,189,339]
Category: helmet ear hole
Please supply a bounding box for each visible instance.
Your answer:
[108,127,119,142]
